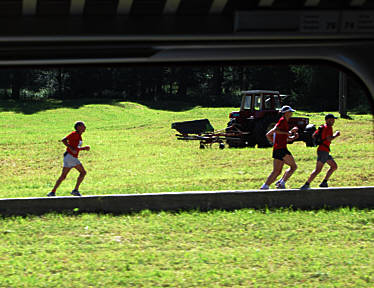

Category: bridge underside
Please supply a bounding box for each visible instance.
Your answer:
[1,1,374,107]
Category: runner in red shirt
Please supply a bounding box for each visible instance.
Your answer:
[65,130,82,158]
[47,121,90,197]
[301,114,340,189]
[260,106,299,190]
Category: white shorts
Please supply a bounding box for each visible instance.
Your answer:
[63,152,82,168]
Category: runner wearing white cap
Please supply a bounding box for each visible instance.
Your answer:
[260,106,299,190]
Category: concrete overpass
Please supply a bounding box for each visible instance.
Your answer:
[0,1,373,109]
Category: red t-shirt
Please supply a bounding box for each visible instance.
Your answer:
[318,124,333,152]
[273,116,289,150]
[65,131,82,158]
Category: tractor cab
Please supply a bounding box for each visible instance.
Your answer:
[240,90,283,118]
[229,90,283,125]
[241,90,283,110]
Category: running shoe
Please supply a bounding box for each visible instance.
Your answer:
[276,181,286,189]
[300,183,310,190]
[277,183,286,189]
[319,181,328,188]
[71,190,82,196]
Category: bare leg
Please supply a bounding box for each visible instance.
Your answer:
[265,159,284,186]
[73,164,87,191]
[323,159,338,182]
[51,167,71,193]
[281,154,297,183]
[306,161,324,184]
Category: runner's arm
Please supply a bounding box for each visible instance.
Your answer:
[61,137,77,154]
[80,145,90,151]
[287,133,299,142]
[274,127,289,135]
[266,126,276,144]
[326,131,340,141]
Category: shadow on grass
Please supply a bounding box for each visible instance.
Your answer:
[134,100,197,112]
[0,98,197,114]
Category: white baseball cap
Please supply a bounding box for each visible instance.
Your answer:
[280,105,296,113]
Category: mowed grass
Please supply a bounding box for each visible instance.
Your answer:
[0,100,372,197]
[0,100,373,287]
[0,209,373,287]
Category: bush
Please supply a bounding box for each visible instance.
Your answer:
[20,88,51,100]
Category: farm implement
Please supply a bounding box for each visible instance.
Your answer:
[171,119,247,149]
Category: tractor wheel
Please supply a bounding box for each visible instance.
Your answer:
[226,119,246,148]
[226,134,255,148]
[226,119,256,148]
[226,137,246,148]
[304,132,315,147]
[226,119,236,132]
[254,117,277,148]
[304,124,316,147]
[242,134,256,148]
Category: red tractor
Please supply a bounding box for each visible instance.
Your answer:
[226,90,316,148]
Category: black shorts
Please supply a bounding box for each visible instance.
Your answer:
[272,148,292,160]
[317,150,334,164]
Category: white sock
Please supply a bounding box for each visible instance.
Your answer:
[280,179,286,185]
[261,184,269,189]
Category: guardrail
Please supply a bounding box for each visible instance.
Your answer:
[0,186,373,216]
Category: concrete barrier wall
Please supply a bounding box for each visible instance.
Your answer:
[0,186,373,216]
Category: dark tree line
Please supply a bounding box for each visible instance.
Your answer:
[0,65,370,112]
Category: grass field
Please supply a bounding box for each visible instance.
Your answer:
[0,209,373,287]
[0,99,373,287]
[0,99,373,198]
